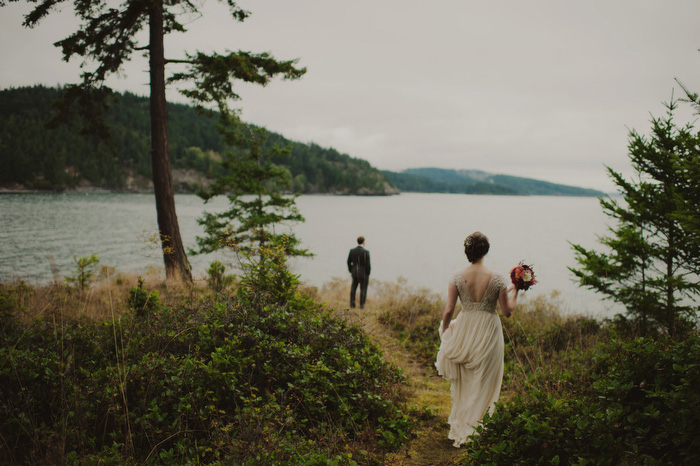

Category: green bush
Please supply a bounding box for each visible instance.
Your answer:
[206,260,234,293]
[0,278,413,464]
[463,335,700,465]
[127,276,161,318]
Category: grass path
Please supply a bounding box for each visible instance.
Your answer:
[341,303,470,466]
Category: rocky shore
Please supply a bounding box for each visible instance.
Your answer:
[1,169,400,196]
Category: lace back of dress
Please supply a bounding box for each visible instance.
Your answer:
[455,273,502,314]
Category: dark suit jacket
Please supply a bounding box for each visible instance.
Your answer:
[347,246,371,278]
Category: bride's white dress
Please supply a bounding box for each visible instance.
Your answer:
[435,272,508,447]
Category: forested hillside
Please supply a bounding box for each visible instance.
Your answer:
[384,167,604,196]
[0,86,395,195]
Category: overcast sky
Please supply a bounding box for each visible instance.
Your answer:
[2,0,700,192]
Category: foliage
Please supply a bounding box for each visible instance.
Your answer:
[127,276,162,318]
[369,279,699,466]
[569,99,700,334]
[64,254,100,291]
[674,78,700,275]
[366,277,699,466]
[0,282,32,333]
[463,335,700,466]
[195,123,310,263]
[369,280,700,464]
[235,236,309,311]
[0,258,414,465]
[373,284,602,382]
[384,169,519,195]
[0,86,395,195]
[206,260,235,294]
[374,279,446,363]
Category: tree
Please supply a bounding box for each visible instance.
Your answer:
[674,79,700,275]
[4,0,305,282]
[194,123,310,262]
[569,99,700,333]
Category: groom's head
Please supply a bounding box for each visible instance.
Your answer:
[357,236,365,245]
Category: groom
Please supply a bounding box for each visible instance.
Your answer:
[347,236,371,309]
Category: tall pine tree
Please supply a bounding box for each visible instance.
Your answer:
[3,0,305,282]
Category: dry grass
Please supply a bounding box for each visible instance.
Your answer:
[4,270,211,324]
[500,291,604,399]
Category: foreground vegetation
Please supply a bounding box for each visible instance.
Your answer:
[0,267,415,465]
[2,268,699,465]
[361,279,700,465]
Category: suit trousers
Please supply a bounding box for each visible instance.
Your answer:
[350,274,369,308]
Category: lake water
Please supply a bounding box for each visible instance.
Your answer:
[0,192,621,317]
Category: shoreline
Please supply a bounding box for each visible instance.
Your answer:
[0,187,401,196]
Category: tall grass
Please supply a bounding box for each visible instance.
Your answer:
[4,272,195,324]
[318,277,604,399]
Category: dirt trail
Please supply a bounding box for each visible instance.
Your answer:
[345,305,470,466]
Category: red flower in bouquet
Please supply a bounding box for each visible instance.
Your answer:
[510,261,536,291]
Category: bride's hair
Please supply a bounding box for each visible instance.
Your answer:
[464,231,490,263]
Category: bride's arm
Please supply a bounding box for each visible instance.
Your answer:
[441,283,459,333]
[499,285,518,318]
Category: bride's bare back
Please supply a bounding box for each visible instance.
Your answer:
[461,264,493,303]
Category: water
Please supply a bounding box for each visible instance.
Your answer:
[0,192,619,317]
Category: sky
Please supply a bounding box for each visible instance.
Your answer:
[2,0,700,193]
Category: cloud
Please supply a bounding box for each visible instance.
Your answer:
[2,0,700,193]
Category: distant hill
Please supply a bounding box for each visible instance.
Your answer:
[1,86,603,197]
[384,167,603,197]
[0,85,396,195]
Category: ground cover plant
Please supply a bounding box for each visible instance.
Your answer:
[0,263,415,465]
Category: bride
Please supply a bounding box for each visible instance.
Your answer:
[434,231,519,447]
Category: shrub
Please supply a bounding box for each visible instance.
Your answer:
[463,335,700,465]
[0,262,414,464]
[127,276,161,318]
[206,260,234,293]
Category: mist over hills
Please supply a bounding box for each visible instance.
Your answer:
[1,86,602,197]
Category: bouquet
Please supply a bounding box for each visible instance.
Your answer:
[510,261,537,291]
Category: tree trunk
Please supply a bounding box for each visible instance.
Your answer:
[149,3,192,283]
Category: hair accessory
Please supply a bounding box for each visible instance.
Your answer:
[464,236,473,248]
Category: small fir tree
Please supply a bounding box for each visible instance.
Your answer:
[569,99,700,333]
[194,123,310,265]
[206,260,234,293]
[65,254,100,292]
